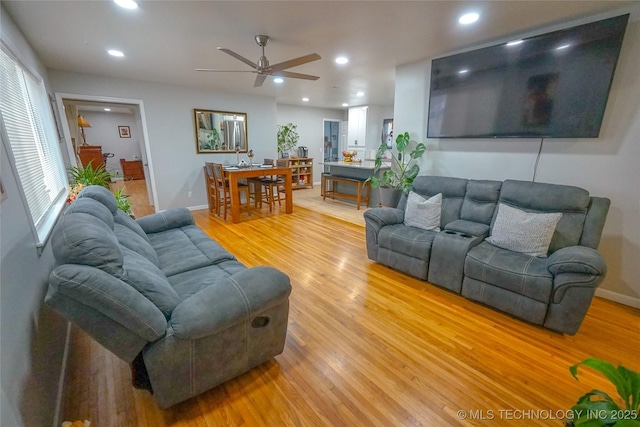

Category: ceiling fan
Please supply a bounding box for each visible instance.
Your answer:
[196,35,321,87]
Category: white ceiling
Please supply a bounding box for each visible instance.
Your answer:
[4,0,636,110]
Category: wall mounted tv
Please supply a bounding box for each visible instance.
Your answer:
[427,14,629,139]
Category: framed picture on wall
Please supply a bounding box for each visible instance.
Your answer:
[118,126,131,138]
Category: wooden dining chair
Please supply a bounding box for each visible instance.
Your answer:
[212,163,251,220]
[252,158,285,212]
[204,163,217,214]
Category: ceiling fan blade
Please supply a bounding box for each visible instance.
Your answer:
[254,74,268,87]
[269,53,321,72]
[217,47,258,69]
[196,69,257,73]
[275,70,320,81]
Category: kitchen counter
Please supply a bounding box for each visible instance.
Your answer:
[320,160,390,207]
[320,160,390,170]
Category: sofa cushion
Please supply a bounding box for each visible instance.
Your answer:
[77,185,118,214]
[147,225,236,277]
[498,180,589,253]
[51,211,122,270]
[114,209,150,242]
[460,180,502,225]
[409,176,468,226]
[114,223,160,267]
[114,247,180,318]
[167,260,247,300]
[464,242,553,303]
[487,203,562,257]
[65,197,115,229]
[404,192,442,232]
[378,223,437,259]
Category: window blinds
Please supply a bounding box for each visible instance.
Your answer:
[0,46,67,246]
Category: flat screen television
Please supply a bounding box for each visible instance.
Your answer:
[427,14,629,139]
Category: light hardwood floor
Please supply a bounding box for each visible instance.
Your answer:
[60,181,640,426]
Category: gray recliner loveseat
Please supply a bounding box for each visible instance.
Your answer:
[46,185,291,408]
[364,176,610,335]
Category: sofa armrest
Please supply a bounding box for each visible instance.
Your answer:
[169,266,291,340]
[136,208,194,234]
[546,246,607,302]
[363,207,404,230]
[546,246,606,277]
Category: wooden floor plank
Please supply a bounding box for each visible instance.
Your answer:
[57,183,640,426]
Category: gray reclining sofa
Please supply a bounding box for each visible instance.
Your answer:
[46,186,291,408]
[364,176,610,335]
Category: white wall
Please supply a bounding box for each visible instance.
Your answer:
[394,10,640,305]
[276,104,346,183]
[1,7,69,427]
[80,111,141,176]
[49,70,278,210]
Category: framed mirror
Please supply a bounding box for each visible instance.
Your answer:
[194,109,248,153]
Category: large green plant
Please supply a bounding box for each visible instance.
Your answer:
[277,123,299,156]
[569,358,640,426]
[68,163,112,187]
[367,131,426,194]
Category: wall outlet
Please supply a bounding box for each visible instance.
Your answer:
[188,191,192,198]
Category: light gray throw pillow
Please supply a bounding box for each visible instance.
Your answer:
[404,192,442,231]
[487,203,562,257]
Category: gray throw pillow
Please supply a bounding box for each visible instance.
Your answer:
[404,192,442,231]
[487,203,562,257]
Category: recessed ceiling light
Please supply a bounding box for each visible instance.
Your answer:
[556,44,571,50]
[342,103,349,107]
[273,77,284,84]
[114,0,138,9]
[302,97,309,102]
[104,108,111,111]
[506,40,523,47]
[356,91,365,97]
[458,69,469,74]
[459,12,479,25]
[335,56,349,65]
[108,49,125,57]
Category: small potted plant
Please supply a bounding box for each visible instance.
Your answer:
[277,123,299,158]
[366,131,426,207]
[567,357,640,426]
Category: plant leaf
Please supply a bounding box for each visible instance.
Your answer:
[571,358,632,406]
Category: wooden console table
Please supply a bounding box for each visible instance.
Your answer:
[120,159,144,180]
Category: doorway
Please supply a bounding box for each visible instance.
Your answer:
[323,119,340,163]
[55,93,158,211]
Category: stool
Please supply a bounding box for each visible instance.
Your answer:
[322,174,370,210]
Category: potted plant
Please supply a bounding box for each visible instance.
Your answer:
[113,188,134,218]
[567,357,640,426]
[68,163,112,187]
[277,123,299,157]
[366,131,426,207]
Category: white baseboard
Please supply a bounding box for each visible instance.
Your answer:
[595,288,640,309]
[187,204,208,211]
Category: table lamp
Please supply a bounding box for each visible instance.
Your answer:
[77,115,91,146]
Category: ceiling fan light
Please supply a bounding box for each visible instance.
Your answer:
[273,77,284,84]
[335,56,349,65]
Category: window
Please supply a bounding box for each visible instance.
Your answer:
[0,45,68,249]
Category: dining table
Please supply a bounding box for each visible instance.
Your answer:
[224,165,293,223]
